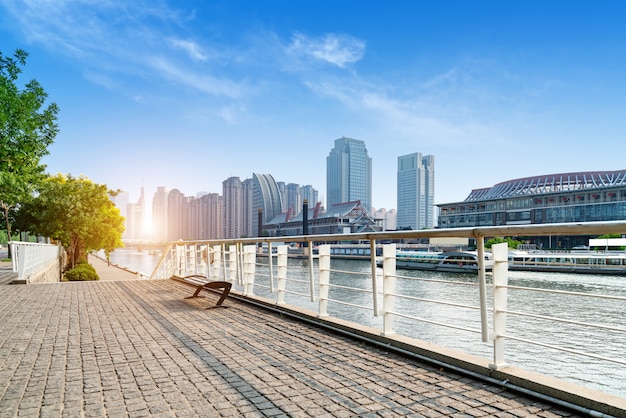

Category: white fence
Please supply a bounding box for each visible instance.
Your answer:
[149,221,626,408]
[9,241,62,283]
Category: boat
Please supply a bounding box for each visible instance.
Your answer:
[377,251,493,273]
[508,250,626,275]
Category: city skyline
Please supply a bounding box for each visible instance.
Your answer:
[2,2,626,211]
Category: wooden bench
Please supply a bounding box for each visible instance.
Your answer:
[182,275,232,309]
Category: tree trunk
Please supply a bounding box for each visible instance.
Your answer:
[1,203,12,259]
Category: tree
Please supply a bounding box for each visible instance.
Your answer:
[485,236,522,249]
[0,49,59,253]
[17,174,125,268]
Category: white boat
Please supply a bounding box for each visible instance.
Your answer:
[377,251,492,273]
[508,250,626,275]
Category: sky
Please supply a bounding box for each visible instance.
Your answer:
[1,0,626,213]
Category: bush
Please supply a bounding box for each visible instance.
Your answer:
[65,263,100,281]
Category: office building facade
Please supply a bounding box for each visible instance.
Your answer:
[397,153,435,230]
[326,137,372,211]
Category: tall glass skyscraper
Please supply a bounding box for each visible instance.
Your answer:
[397,153,435,230]
[326,137,372,211]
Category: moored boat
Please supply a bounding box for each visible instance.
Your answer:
[508,250,626,275]
[377,251,493,273]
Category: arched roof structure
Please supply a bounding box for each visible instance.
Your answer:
[464,170,626,201]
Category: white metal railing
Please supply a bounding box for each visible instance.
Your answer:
[9,241,62,283]
[149,221,626,396]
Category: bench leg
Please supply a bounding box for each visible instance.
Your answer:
[203,281,232,308]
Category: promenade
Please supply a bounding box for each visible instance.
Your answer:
[0,260,596,417]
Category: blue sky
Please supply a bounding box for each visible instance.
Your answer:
[1,1,625,212]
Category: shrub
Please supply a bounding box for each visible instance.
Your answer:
[65,263,100,281]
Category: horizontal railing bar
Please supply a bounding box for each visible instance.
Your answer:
[284,278,309,285]
[502,334,626,366]
[329,268,371,276]
[282,289,311,298]
[500,309,626,333]
[326,299,373,311]
[390,293,481,311]
[393,274,482,287]
[327,283,372,294]
[391,311,482,334]
[157,220,626,247]
[503,285,626,301]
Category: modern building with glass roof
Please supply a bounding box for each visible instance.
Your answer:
[437,170,626,248]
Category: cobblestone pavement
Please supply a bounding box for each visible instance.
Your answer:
[0,275,584,417]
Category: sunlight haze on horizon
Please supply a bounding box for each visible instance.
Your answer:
[1,0,625,212]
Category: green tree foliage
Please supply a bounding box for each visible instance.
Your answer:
[485,236,522,249]
[0,49,59,245]
[17,174,125,268]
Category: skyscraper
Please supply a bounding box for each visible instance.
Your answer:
[151,186,169,241]
[326,137,372,211]
[397,153,435,230]
[223,177,243,239]
[251,173,283,237]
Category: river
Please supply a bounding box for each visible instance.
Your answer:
[107,247,626,399]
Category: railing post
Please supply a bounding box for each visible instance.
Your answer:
[490,242,510,369]
[228,245,238,284]
[318,244,330,317]
[243,244,256,296]
[276,245,288,305]
[308,239,316,302]
[370,239,379,316]
[477,237,489,342]
[382,243,396,336]
[268,242,275,293]
[237,242,244,286]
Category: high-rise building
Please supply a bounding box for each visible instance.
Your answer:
[326,137,372,211]
[126,185,145,240]
[284,183,302,216]
[300,185,319,212]
[167,189,185,241]
[223,177,243,239]
[152,186,169,241]
[397,153,435,230]
[251,173,283,237]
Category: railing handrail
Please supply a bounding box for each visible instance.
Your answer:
[151,220,626,249]
[9,241,61,282]
[147,221,626,401]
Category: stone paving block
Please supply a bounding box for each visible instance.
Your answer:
[0,277,595,418]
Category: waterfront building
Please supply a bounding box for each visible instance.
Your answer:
[152,186,169,242]
[265,200,382,237]
[284,183,302,217]
[437,170,626,248]
[373,207,397,231]
[167,189,185,241]
[125,185,145,241]
[397,153,435,230]
[191,193,223,240]
[251,173,283,237]
[300,185,319,212]
[326,137,372,211]
[223,177,244,239]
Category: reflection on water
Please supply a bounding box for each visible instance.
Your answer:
[108,251,626,398]
[106,248,161,276]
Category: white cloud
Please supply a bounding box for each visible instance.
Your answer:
[147,56,243,98]
[288,32,365,68]
[166,38,208,61]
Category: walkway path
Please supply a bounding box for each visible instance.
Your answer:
[87,254,142,281]
[0,269,592,418]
